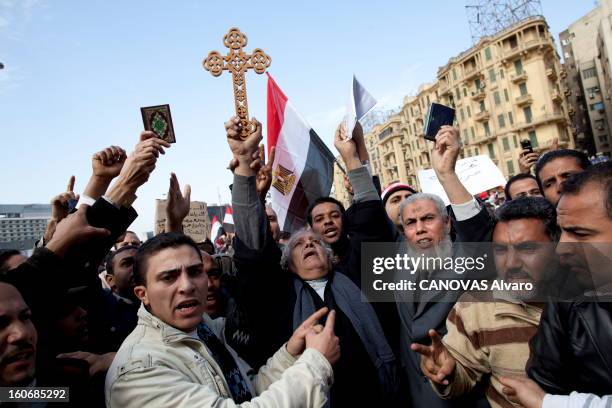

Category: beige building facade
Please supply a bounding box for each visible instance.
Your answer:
[560,0,612,156]
[359,16,573,191]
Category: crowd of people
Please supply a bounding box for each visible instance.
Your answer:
[0,118,610,408]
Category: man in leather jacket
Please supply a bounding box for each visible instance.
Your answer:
[527,162,612,396]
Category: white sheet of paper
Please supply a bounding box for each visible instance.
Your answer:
[417,155,508,205]
[344,75,377,140]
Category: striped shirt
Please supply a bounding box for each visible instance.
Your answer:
[432,291,542,408]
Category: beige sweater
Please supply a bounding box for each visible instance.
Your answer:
[432,291,542,408]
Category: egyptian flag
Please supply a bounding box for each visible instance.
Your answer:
[267,73,335,233]
[210,216,222,240]
[222,206,234,234]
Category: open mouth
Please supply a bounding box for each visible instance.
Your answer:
[303,249,317,260]
[176,299,201,316]
[323,227,337,238]
[206,294,217,304]
[416,238,433,248]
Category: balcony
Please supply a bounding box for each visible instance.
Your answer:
[551,91,562,104]
[513,112,566,130]
[474,110,491,122]
[463,67,481,82]
[564,88,572,97]
[438,82,451,96]
[511,71,528,83]
[546,67,557,80]
[515,93,533,107]
[471,89,486,101]
[502,38,551,61]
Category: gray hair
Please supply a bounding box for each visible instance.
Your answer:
[280,228,334,272]
[398,193,448,225]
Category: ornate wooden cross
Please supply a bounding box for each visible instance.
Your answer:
[203,27,271,139]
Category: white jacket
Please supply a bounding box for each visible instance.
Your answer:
[105,305,333,407]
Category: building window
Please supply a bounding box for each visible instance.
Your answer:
[487,143,495,158]
[452,68,457,81]
[456,88,461,100]
[463,88,468,97]
[410,106,414,116]
[590,102,605,111]
[489,68,496,83]
[507,160,515,175]
[514,59,523,74]
[504,89,509,102]
[483,122,491,136]
[475,147,480,154]
[528,130,539,148]
[587,86,600,94]
[467,106,471,117]
[500,69,504,79]
[519,82,528,96]
[498,114,506,128]
[502,136,510,151]
[471,127,475,140]
[475,78,482,90]
[460,108,465,121]
[508,112,514,125]
[485,47,492,60]
[479,101,486,112]
[426,95,431,105]
[494,91,501,105]
[513,134,518,148]
[524,106,533,123]
[582,67,597,79]
[598,135,607,142]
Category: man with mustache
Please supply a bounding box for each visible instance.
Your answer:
[395,125,494,408]
[0,282,37,388]
[411,197,560,408]
[527,162,612,396]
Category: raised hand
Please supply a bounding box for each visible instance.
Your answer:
[499,376,545,408]
[305,310,341,365]
[50,176,79,223]
[46,205,111,258]
[106,131,171,207]
[287,307,329,357]
[411,329,456,385]
[225,116,263,177]
[431,126,461,178]
[166,172,191,232]
[334,122,361,171]
[518,149,539,174]
[92,145,127,179]
[256,145,276,201]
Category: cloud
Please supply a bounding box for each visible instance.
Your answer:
[0,0,44,39]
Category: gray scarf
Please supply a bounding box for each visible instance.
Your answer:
[292,272,399,398]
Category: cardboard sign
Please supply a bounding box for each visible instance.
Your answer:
[155,200,210,242]
[417,155,507,205]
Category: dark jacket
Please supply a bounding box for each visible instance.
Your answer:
[1,198,137,407]
[230,171,402,406]
[527,300,612,396]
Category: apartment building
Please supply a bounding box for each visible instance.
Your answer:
[359,16,573,191]
[560,0,612,156]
